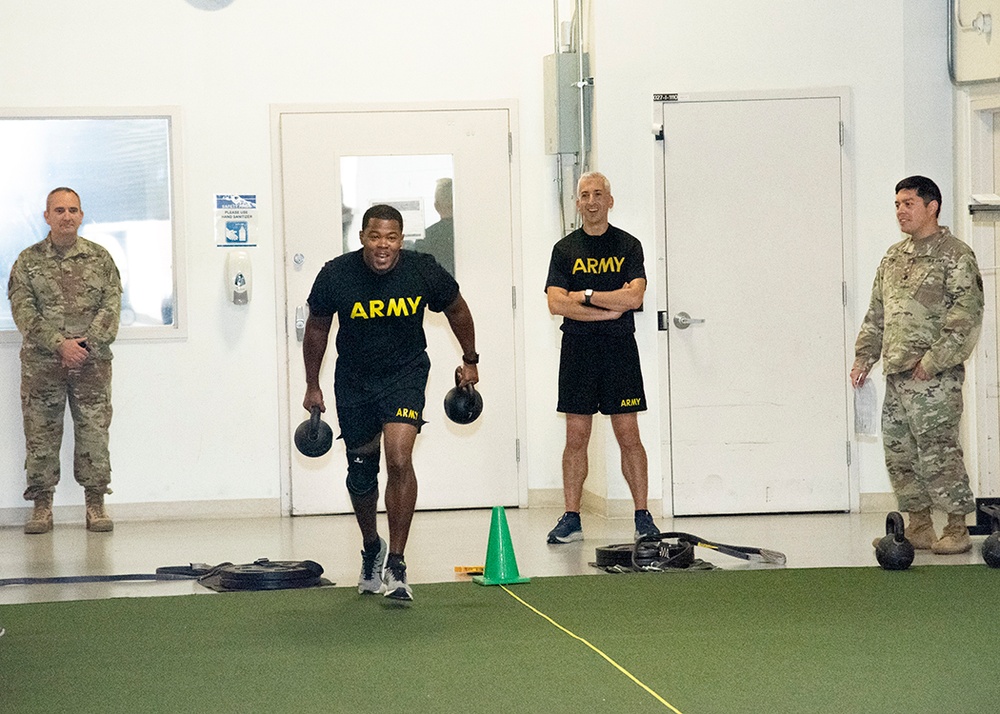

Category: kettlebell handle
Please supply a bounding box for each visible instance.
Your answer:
[454,366,474,393]
[309,405,322,440]
[885,511,906,543]
[981,504,1000,533]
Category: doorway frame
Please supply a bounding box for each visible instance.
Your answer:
[651,87,860,516]
[956,88,1000,500]
[268,100,527,515]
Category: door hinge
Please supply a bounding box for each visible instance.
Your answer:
[508,132,513,159]
[516,438,521,463]
[842,281,847,307]
[511,285,517,311]
[839,121,845,147]
[846,440,852,466]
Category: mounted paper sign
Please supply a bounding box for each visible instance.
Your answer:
[339,154,452,255]
[372,198,425,243]
[950,0,1000,84]
[215,194,258,247]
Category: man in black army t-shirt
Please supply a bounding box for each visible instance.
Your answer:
[544,172,659,545]
[303,204,479,601]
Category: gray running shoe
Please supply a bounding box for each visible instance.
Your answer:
[358,537,387,594]
[382,559,413,601]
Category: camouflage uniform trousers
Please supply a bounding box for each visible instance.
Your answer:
[20,357,113,501]
[881,364,975,515]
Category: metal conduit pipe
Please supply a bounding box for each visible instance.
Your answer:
[576,0,587,174]
[553,0,560,53]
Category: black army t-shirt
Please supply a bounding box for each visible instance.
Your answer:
[307,249,459,397]
[545,225,646,336]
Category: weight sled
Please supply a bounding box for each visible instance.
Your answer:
[595,531,786,572]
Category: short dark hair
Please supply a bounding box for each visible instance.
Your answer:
[894,175,941,217]
[46,186,81,209]
[361,204,403,233]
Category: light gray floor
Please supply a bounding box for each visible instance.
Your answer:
[0,507,988,605]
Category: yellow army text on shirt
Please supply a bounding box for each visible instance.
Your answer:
[7,235,122,361]
[854,226,984,377]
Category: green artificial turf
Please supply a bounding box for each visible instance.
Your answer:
[1,565,997,713]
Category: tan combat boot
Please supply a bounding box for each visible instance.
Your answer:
[931,513,971,554]
[24,494,54,534]
[904,509,938,550]
[85,492,114,532]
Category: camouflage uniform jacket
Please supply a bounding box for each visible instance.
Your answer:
[854,226,983,377]
[7,234,122,362]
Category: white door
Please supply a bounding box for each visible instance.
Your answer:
[278,107,519,514]
[659,93,851,515]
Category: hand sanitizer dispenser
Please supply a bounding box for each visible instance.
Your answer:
[226,250,252,304]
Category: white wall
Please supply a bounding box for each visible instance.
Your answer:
[0,0,559,515]
[589,0,955,502]
[0,0,954,516]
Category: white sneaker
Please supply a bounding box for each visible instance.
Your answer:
[382,559,413,602]
[358,537,386,594]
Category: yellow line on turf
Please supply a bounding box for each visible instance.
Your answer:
[500,585,684,713]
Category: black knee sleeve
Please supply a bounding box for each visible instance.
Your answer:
[345,448,380,497]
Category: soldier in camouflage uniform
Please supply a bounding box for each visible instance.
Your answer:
[7,187,122,534]
[851,176,983,555]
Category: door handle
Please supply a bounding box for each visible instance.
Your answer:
[673,311,705,329]
[295,305,307,341]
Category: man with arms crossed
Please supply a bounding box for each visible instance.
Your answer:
[544,172,659,544]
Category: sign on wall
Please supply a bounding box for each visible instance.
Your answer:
[215,194,258,247]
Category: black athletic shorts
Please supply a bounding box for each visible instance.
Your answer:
[557,332,646,415]
[335,358,428,449]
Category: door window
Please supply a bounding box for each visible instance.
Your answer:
[341,154,455,276]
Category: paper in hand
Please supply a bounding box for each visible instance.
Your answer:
[854,379,878,436]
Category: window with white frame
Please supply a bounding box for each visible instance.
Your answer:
[0,112,180,338]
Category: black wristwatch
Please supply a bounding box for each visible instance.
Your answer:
[583,289,594,306]
[462,352,480,365]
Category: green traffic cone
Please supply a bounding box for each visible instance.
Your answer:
[473,506,530,586]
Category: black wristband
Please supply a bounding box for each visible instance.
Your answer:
[462,352,480,365]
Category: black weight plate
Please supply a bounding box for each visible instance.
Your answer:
[595,543,638,567]
[218,560,323,588]
[595,542,695,569]
[221,564,315,582]
[220,575,321,591]
[660,542,695,568]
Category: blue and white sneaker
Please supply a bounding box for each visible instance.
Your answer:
[382,559,413,602]
[547,512,583,544]
[634,510,660,540]
[358,537,387,594]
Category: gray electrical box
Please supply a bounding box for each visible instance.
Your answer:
[543,52,591,155]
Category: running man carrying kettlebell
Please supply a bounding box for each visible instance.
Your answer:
[302,204,479,601]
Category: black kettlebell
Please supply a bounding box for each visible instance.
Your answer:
[981,505,1000,569]
[294,406,333,458]
[875,511,915,571]
[443,368,483,425]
